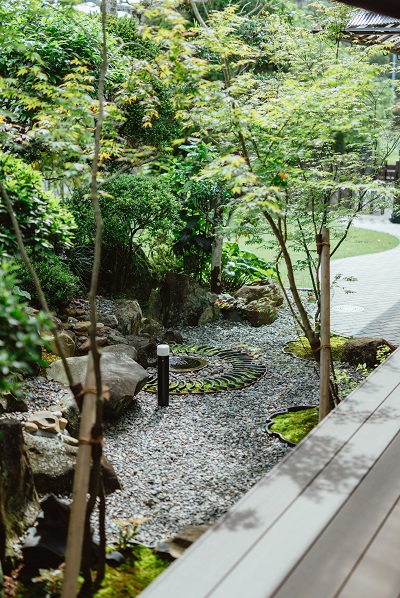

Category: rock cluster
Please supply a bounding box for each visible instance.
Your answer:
[215,280,284,327]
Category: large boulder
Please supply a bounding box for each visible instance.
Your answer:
[24,434,121,495]
[160,272,217,327]
[102,344,138,362]
[145,289,163,323]
[235,280,284,306]
[115,300,142,336]
[0,420,39,563]
[47,353,149,419]
[341,337,397,368]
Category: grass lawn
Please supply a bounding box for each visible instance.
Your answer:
[239,227,399,288]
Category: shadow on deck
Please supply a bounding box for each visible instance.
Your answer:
[141,348,400,598]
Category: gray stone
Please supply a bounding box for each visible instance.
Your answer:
[115,300,142,336]
[198,305,221,326]
[125,334,157,368]
[156,525,210,559]
[0,420,39,561]
[98,312,118,328]
[45,330,76,358]
[78,336,108,353]
[73,321,104,335]
[341,337,397,368]
[103,344,138,362]
[103,327,128,345]
[141,317,164,338]
[24,434,121,495]
[58,395,80,438]
[243,298,278,327]
[145,289,163,323]
[162,329,184,344]
[47,353,149,419]
[0,390,28,414]
[160,272,217,327]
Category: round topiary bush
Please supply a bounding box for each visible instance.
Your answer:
[13,255,81,311]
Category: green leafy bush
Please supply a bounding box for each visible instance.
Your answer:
[0,261,49,396]
[0,153,76,255]
[14,254,81,311]
[221,242,277,292]
[68,175,180,297]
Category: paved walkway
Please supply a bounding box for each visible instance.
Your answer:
[330,210,400,344]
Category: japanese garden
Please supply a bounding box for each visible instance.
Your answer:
[0,0,399,595]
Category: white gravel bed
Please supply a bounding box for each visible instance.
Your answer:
[103,303,322,545]
[4,296,362,547]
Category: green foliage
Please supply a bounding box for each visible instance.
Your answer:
[14,254,81,311]
[173,210,213,284]
[221,242,276,291]
[0,6,101,86]
[0,260,49,396]
[95,545,169,598]
[0,152,76,255]
[122,79,181,147]
[69,175,180,295]
[17,545,169,598]
[270,408,319,444]
[106,15,181,148]
[285,335,348,361]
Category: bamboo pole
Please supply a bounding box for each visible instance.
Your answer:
[319,227,331,421]
[61,352,99,598]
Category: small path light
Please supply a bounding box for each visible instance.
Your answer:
[157,344,169,407]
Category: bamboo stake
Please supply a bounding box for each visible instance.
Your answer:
[319,227,331,421]
[61,352,99,598]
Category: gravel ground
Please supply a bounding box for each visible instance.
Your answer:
[102,300,323,545]
[5,297,361,547]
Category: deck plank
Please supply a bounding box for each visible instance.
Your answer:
[140,349,400,598]
[272,431,400,598]
[337,497,400,598]
[207,383,400,598]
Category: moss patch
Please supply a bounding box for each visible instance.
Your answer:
[95,545,169,597]
[270,408,318,444]
[284,336,347,361]
[39,348,61,376]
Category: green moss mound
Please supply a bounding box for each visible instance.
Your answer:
[270,407,318,444]
[17,545,169,597]
[285,336,347,361]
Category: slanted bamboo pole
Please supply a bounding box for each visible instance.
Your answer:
[319,227,331,421]
[61,352,99,598]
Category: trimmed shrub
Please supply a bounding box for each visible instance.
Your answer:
[68,175,180,298]
[14,254,81,311]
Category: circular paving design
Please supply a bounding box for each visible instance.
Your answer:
[332,305,365,313]
[144,343,266,395]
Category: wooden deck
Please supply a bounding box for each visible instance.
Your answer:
[140,347,400,598]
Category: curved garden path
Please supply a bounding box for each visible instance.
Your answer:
[331,210,400,344]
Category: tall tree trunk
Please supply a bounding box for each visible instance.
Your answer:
[211,232,223,294]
